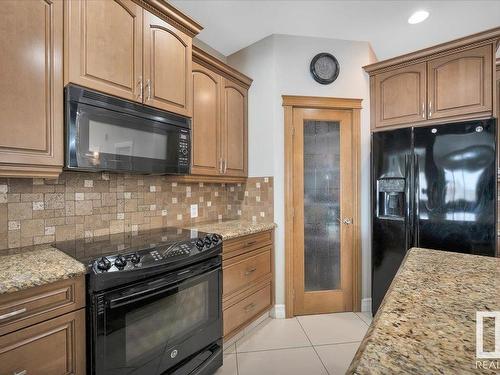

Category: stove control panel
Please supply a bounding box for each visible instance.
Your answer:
[92,233,221,273]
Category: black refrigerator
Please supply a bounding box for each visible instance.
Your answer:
[371,119,496,313]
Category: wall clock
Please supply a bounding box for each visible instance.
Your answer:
[310,53,340,85]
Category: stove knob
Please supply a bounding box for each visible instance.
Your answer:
[196,239,205,249]
[130,253,141,264]
[211,234,220,244]
[114,255,127,268]
[204,236,212,247]
[97,257,111,271]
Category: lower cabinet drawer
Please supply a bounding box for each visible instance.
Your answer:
[223,282,272,337]
[0,309,85,375]
[223,247,271,297]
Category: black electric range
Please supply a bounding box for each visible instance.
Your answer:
[55,227,223,375]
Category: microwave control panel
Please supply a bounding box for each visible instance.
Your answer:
[178,130,190,166]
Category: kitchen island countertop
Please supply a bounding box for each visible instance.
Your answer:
[348,247,500,374]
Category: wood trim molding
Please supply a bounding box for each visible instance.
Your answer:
[364,27,500,74]
[0,164,62,178]
[282,95,362,110]
[165,174,247,184]
[131,0,203,37]
[283,96,362,317]
[193,46,253,89]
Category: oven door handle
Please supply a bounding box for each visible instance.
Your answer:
[108,263,220,309]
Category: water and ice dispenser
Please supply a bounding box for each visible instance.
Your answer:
[376,178,406,220]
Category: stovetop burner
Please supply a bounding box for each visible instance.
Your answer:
[54,227,222,291]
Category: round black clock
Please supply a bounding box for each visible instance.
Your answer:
[310,53,340,85]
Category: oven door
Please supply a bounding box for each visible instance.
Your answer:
[92,258,222,375]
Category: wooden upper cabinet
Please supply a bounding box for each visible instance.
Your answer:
[427,45,492,120]
[65,0,143,102]
[143,10,193,117]
[0,0,63,177]
[373,63,427,128]
[191,62,222,175]
[222,79,248,177]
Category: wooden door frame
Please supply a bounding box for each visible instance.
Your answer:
[283,95,362,318]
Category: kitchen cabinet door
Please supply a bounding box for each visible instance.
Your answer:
[143,10,192,117]
[427,45,492,120]
[222,79,248,177]
[0,309,85,375]
[191,62,222,176]
[65,0,143,102]
[0,0,63,178]
[373,62,427,129]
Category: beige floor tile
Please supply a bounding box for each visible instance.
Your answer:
[315,342,361,375]
[224,343,236,354]
[238,347,328,375]
[236,317,311,352]
[355,312,373,326]
[215,353,238,375]
[297,312,368,345]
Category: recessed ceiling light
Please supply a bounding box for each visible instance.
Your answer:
[408,10,429,24]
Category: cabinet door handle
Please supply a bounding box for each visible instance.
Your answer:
[0,308,26,321]
[245,267,257,276]
[137,77,143,101]
[244,302,256,312]
[422,102,425,119]
[245,240,257,246]
[429,101,432,118]
[224,159,227,174]
[145,79,151,101]
[13,370,27,375]
[219,158,223,174]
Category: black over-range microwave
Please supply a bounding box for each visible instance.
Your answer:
[64,84,191,175]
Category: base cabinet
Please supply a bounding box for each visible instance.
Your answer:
[0,309,85,375]
[0,276,86,375]
[222,230,274,340]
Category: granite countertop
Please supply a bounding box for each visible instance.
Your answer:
[186,219,276,240]
[348,248,500,374]
[0,245,86,295]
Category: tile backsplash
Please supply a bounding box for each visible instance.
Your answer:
[0,173,273,252]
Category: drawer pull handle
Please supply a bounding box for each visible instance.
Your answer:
[14,371,27,375]
[245,267,257,276]
[245,240,257,246]
[244,303,256,312]
[0,308,27,321]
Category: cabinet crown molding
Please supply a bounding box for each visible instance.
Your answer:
[193,46,253,89]
[364,26,500,74]
[131,0,203,37]
[282,95,362,109]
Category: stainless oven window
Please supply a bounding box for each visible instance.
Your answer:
[125,281,209,364]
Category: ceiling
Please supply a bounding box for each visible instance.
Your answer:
[171,0,500,60]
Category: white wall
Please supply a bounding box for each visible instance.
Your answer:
[228,34,375,307]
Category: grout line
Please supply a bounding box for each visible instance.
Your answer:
[313,340,362,348]
[234,315,274,354]
[296,317,330,375]
[354,312,371,327]
[235,350,240,375]
[236,345,313,354]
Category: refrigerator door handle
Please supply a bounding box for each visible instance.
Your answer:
[404,153,411,250]
[414,154,420,247]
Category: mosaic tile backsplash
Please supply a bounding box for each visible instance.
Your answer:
[0,173,273,252]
